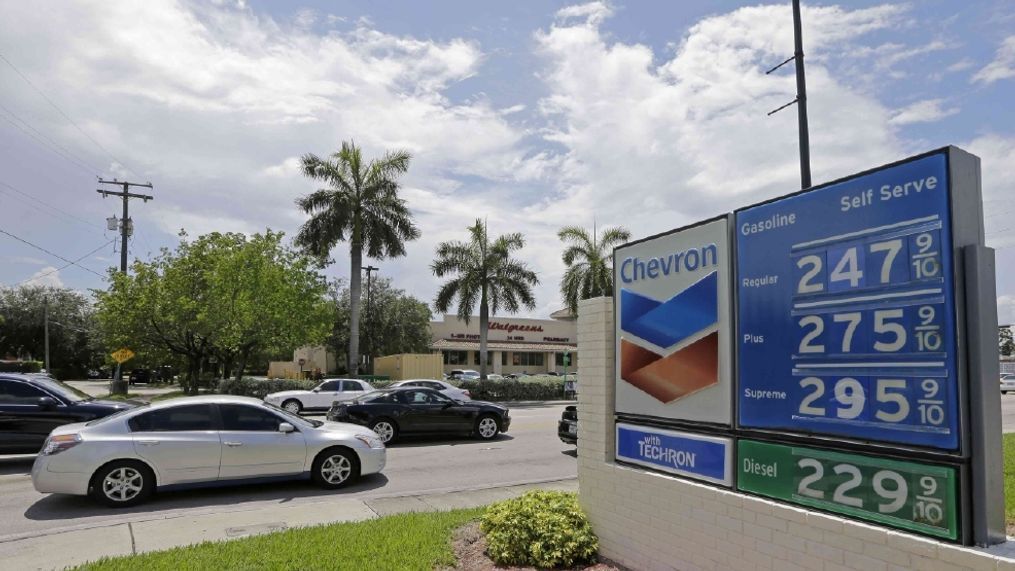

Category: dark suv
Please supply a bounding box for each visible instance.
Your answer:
[558,405,577,444]
[0,374,136,454]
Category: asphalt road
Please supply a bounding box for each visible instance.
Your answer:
[0,402,576,541]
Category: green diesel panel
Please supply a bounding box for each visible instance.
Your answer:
[737,440,958,540]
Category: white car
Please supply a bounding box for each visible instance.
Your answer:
[31,395,386,507]
[447,369,480,381]
[1001,374,1015,394]
[391,379,471,401]
[485,374,505,381]
[264,379,373,413]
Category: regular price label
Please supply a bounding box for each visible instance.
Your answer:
[737,152,959,450]
[738,440,958,540]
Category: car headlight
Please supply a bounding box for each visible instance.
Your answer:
[41,434,82,455]
[354,433,385,449]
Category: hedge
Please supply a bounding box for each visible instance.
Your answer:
[216,377,317,399]
[0,360,43,373]
[458,379,565,401]
[481,490,598,568]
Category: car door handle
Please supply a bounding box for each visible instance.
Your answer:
[224,441,243,447]
[137,440,160,446]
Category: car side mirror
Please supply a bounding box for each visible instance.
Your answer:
[442,401,454,409]
[279,422,295,433]
[38,396,57,409]
[312,387,321,392]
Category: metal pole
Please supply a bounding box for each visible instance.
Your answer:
[792,0,812,189]
[44,296,50,373]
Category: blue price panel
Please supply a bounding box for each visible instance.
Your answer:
[736,153,959,450]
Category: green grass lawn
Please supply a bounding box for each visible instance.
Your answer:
[75,508,482,571]
[1004,433,1015,526]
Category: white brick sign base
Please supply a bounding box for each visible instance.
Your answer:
[576,296,1015,571]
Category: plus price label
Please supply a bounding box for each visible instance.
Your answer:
[736,153,960,450]
[738,440,958,540]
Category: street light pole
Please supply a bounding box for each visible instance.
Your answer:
[44,295,50,373]
[765,0,813,190]
[362,265,378,374]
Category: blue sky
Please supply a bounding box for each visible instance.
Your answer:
[0,0,1013,321]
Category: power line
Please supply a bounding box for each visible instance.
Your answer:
[0,180,104,235]
[16,238,114,286]
[0,100,103,174]
[0,50,141,179]
[0,226,104,277]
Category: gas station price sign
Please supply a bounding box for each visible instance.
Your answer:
[736,153,960,450]
[738,440,959,540]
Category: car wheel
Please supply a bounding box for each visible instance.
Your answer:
[370,418,398,444]
[475,414,500,440]
[90,460,154,508]
[312,448,359,489]
[281,399,303,414]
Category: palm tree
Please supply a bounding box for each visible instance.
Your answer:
[432,219,539,379]
[558,223,631,315]
[295,141,419,375]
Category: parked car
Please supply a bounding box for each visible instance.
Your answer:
[1001,374,1015,394]
[264,378,373,414]
[485,374,505,381]
[31,395,386,507]
[447,369,480,381]
[86,369,110,380]
[558,405,577,445]
[0,373,136,454]
[327,387,509,444]
[128,369,154,385]
[390,379,471,400]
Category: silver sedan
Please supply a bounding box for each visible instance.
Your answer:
[32,395,386,507]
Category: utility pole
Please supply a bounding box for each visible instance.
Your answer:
[96,178,153,394]
[44,295,50,373]
[362,265,378,374]
[765,0,812,189]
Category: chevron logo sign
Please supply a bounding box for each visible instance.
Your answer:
[619,271,720,403]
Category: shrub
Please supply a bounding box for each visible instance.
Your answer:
[458,379,565,401]
[481,490,598,568]
[217,377,317,399]
[0,360,43,373]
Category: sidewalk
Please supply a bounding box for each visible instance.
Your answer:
[0,477,578,570]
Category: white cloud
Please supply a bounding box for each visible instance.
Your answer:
[555,2,613,27]
[4,256,47,266]
[999,296,1015,326]
[21,266,65,288]
[889,99,959,125]
[973,36,1015,84]
[966,134,1015,248]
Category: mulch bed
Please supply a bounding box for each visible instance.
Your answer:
[443,522,626,571]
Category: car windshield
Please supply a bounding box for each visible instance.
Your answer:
[36,377,92,402]
[262,401,322,428]
[86,403,149,426]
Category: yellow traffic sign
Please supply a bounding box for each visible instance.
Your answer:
[110,348,135,364]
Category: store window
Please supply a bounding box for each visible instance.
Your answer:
[512,352,544,366]
[473,351,493,365]
[443,351,469,365]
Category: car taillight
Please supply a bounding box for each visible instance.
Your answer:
[463,390,471,397]
[41,434,82,455]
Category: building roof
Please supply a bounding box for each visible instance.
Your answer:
[549,308,576,320]
[430,339,576,352]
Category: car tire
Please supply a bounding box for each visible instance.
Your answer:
[475,414,500,440]
[311,447,360,489]
[89,460,155,508]
[281,399,303,414]
[369,418,398,444]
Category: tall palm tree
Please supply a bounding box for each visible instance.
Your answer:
[295,141,419,375]
[432,219,539,379]
[558,223,631,315]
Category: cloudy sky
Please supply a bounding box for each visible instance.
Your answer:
[0,0,1013,321]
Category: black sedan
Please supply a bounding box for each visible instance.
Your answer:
[558,405,577,444]
[327,387,510,444]
[0,373,136,454]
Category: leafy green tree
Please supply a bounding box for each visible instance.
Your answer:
[558,223,630,316]
[295,141,420,376]
[0,285,101,377]
[95,231,332,393]
[327,277,433,370]
[1001,326,1014,357]
[432,219,539,379]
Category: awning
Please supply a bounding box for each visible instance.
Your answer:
[430,339,576,352]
